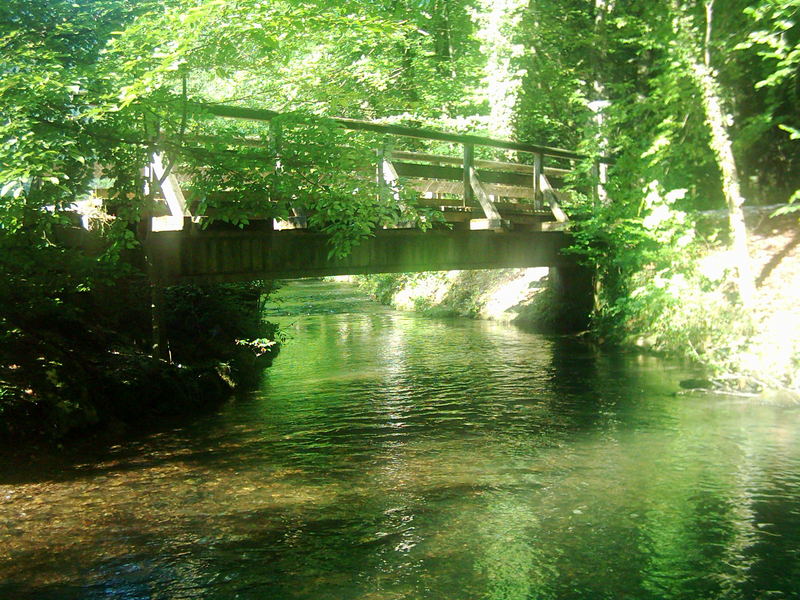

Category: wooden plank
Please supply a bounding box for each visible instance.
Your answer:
[251,238,263,272]
[540,174,569,223]
[405,179,538,200]
[533,153,543,210]
[469,166,502,221]
[390,151,572,177]
[463,144,474,208]
[381,158,401,204]
[199,103,600,162]
[395,162,463,181]
[439,210,475,223]
[480,182,536,199]
[382,158,400,183]
[149,153,190,231]
[156,164,188,217]
[415,203,527,226]
[473,168,536,188]
[492,201,551,215]
[412,199,551,221]
[469,218,507,231]
[376,146,386,191]
[177,141,574,179]
[415,197,473,209]
[496,214,551,226]
[407,179,465,197]
[393,162,535,188]
[541,221,570,231]
[148,229,579,283]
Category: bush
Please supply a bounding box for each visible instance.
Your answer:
[0,255,283,442]
[164,281,283,387]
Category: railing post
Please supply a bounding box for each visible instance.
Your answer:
[591,161,601,205]
[596,160,608,204]
[463,143,474,208]
[269,120,283,203]
[533,153,543,210]
[376,145,386,199]
[377,141,401,205]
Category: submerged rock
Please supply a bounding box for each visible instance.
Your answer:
[679,378,716,390]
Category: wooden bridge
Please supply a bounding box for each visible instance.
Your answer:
[137,104,606,283]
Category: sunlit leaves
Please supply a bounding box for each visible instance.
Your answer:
[176,111,437,257]
[737,0,800,207]
[740,0,800,90]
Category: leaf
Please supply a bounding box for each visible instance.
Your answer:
[1,181,21,197]
[778,124,800,140]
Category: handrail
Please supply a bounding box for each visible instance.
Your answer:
[196,103,609,164]
[389,151,572,177]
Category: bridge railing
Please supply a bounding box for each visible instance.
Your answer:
[196,103,606,232]
[378,149,572,229]
[91,104,605,232]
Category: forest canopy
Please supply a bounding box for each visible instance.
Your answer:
[2,0,798,225]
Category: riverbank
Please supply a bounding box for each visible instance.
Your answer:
[0,280,281,445]
[1,354,223,444]
[354,267,589,334]
[608,206,800,397]
[698,209,800,393]
[354,208,800,397]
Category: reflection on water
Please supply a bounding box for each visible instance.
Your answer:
[2,280,800,599]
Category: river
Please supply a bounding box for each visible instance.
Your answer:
[2,280,800,599]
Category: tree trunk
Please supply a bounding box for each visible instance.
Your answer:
[590,0,614,203]
[690,62,756,305]
[677,0,756,305]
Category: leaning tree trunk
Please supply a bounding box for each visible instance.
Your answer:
[590,0,614,204]
[678,0,756,306]
[690,62,756,305]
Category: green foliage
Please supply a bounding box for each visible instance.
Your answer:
[740,0,800,92]
[513,0,594,148]
[566,180,761,380]
[4,0,800,429]
[0,0,493,440]
[0,273,283,440]
[568,182,700,338]
[183,113,441,256]
[1,0,467,267]
[164,281,281,368]
[358,269,531,321]
[622,267,754,375]
[357,273,414,304]
[738,0,800,211]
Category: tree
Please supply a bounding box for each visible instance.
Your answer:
[670,0,755,305]
[739,0,800,210]
[0,0,458,431]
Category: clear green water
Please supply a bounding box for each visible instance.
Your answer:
[2,280,800,599]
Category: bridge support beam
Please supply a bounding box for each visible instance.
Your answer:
[145,228,578,284]
[548,265,594,332]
